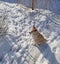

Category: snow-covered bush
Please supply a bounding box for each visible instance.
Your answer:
[0,14,8,36]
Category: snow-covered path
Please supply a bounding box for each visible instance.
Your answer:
[0,1,60,64]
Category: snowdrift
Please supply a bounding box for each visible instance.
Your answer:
[0,1,60,64]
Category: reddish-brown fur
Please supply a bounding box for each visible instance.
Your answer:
[29,26,47,45]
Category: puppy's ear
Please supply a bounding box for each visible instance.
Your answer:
[32,26,37,31]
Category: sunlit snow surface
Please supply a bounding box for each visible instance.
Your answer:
[0,1,60,64]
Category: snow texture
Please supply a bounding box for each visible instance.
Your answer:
[0,0,60,64]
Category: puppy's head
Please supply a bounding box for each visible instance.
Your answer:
[29,26,37,34]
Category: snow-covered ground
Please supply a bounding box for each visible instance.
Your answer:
[0,0,60,64]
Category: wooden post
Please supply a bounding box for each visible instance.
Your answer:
[32,0,34,10]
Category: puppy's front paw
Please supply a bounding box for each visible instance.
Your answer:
[32,43,38,46]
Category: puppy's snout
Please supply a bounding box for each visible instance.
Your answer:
[29,31,32,34]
